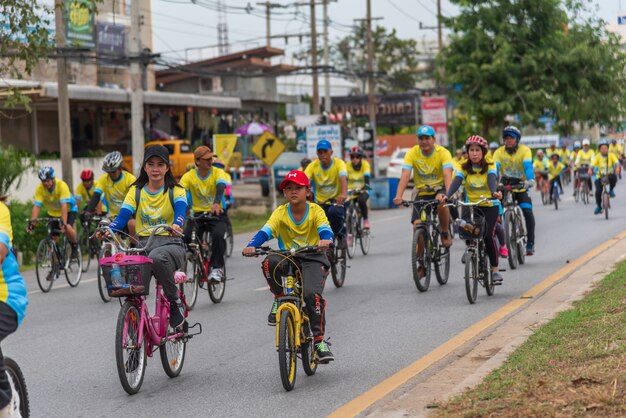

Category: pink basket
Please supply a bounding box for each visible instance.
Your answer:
[100,255,153,297]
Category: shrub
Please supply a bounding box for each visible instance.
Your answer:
[8,200,47,265]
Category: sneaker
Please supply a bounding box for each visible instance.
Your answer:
[267,300,278,326]
[315,340,334,363]
[594,206,602,215]
[492,272,503,285]
[499,246,509,258]
[609,190,616,198]
[208,267,224,283]
[169,299,186,329]
[526,244,535,256]
[363,219,370,229]
[70,244,79,260]
[337,236,348,250]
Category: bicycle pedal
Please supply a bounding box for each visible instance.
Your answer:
[186,322,202,338]
[493,281,503,286]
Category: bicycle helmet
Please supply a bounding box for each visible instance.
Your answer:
[80,169,94,180]
[38,166,55,181]
[350,146,364,157]
[489,141,499,150]
[465,135,488,150]
[460,145,467,154]
[598,138,609,148]
[102,151,123,173]
[536,149,544,156]
[582,138,591,146]
[573,140,582,149]
[502,125,522,142]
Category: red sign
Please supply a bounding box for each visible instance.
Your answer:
[421,96,448,146]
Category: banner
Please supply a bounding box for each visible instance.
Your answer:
[212,134,239,166]
[65,0,95,48]
[331,93,420,127]
[306,125,342,159]
[421,96,448,146]
[97,22,125,67]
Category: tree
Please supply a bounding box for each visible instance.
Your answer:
[0,145,35,197]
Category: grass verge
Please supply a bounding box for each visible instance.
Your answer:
[229,209,271,235]
[439,260,626,417]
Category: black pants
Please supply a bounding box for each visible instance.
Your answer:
[595,174,617,207]
[321,204,345,238]
[463,206,499,268]
[356,192,369,219]
[0,303,18,409]
[262,253,329,341]
[513,191,535,246]
[142,236,186,301]
[183,213,227,269]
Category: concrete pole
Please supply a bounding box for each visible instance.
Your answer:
[437,0,443,53]
[266,1,271,47]
[130,0,145,176]
[366,0,377,177]
[54,0,73,189]
[310,0,320,114]
[323,0,330,113]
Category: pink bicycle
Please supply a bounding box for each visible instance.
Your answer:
[97,224,202,395]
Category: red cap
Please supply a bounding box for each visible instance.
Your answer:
[279,169,310,190]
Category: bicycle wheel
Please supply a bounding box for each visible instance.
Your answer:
[97,245,112,303]
[503,212,518,270]
[78,229,91,273]
[433,234,450,286]
[574,181,580,202]
[300,320,317,376]
[4,357,30,418]
[603,191,610,219]
[411,227,431,292]
[35,240,54,293]
[278,309,297,391]
[345,211,357,259]
[483,253,495,296]
[359,219,371,256]
[464,249,478,304]
[115,301,146,395]
[159,323,186,378]
[63,239,82,287]
[181,253,199,310]
[331,246,347,288]
[516,214,527,265]
[225,223,234,258]
[553,188,559,210]
[208,266,226,303]
[582,181,589,204]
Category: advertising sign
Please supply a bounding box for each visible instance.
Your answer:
[421,96,449,146]
[212,134,239,166]
[306,125,342,159]
[331,93,420,127]
[97,22,125,67]
[65,0,95,48]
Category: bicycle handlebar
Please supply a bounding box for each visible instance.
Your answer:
[242,245,328,257]
[96,223,182,253]
[444,197,494,208]
[401,199,441,208]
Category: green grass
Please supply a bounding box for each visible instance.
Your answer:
[439,260,626,417]
[229,209,271,235]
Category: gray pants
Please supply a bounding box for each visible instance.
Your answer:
[140,236,186,301]
[0,302,18,409]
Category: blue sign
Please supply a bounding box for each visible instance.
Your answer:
[618,16,626,25]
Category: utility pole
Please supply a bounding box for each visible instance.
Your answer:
[323,0,330,113]
[310,0,320,114]
[54,0,73,189]
[256,2,287,47]
[130,0,144,175]
[436,0,443,52]
[365,0,377,176]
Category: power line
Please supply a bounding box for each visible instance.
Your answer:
[386,0,423,24]
[414,0,437,16]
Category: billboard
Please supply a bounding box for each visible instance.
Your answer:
[65,0,95,48]
[421,96,449,146]
[306,125,342,159]
[331,93,420,126]
[97,22,126,67]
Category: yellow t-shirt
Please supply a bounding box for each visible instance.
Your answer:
[179,167,230,212]
[33,178,77,217]
[346,160,371,189]
[454,160,498,207]
[121,185,187,237]
[304,158,348,204]
[590,153,619,176]
[575,149,595,168]
[546,148,560,160]
[558,149,570,164]
[0,202,28,325]
[260,202,332,250]
[533,159,548,172]
[401,145,453,195]
[609,143,623,157]
[547,161,565,180]
[94,171,136,216]
[493,144,533,181]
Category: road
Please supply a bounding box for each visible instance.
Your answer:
[9,188,626,417]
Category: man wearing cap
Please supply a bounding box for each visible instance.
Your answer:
[179,146,231,283]
[304,140,349,249]
[393,125,454,248]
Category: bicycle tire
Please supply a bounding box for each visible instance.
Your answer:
[331,247,347,288]
[433,233,450,285]
[278,309,297,391]
[208,265,226,303]
[4,357,30,418]
[78,229,91,273]
[464,249,478,304]
[411,227,431,292]
[346,210,357,259]
[97,245,112,303]
[300,320,317,376]
[181,253,199,310]
[504,211,518,270]
[582,181,589,204]
[574,181,580,202]
[603,191,610,219]
[516,214,526,265]
[115,301,146,395]
[483,251,495,296]
[64,238,82,287]
[553,187,559,210]
[359,217,371,255]
[159,323,186,378]
[35,240,54,293]
[225,223,234,258]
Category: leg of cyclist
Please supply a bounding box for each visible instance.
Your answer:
[548,178,556,201]
[410,197,433,276]
[357,192,370,229]
[300,256,333,362]
[514,192,535,255]
[556,176,563,195]
[594,178,603,214]
[261,254,286,326]
[480,206,502,283]
[65,211,79,259]
[495,218,508,257]
[609,173,617,197]
[436,191,452,248]
[0,303,18,415]
[183,218,195,245]
[207,216,227,282]
[322,204,346,249]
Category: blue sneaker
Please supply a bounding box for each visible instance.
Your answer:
[609,190,615,198]
[526,244,534,256]
[594,206,602,215]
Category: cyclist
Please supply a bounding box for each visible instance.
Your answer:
[547,152,565,199]
[0,196,28,417]
[590,139,621,215]
[443,135,503,284]
[180,146,230,283]
[84,151,136,236]
[533,150,548,183]
[243,169,334,363]
[75,169,106,214]
[546,143,559,160]
[345,146,371,229]
[492,125,536,255]
[609,138,623,159]
[393,125,454,248]
[304,140,348,249]
[100,145,188,329]
[488,141,499,157]
[299,157,312,172]
[575,138,595,195]
[559,143,571,166]
[27,167,80,259]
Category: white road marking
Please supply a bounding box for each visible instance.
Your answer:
[254,286,270,291]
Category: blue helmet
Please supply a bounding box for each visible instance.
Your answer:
[417,125,435,137]
[502,125,522,142]
[38,166,55,181]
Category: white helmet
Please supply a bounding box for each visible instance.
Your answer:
[582,138,590,146]
[536,149,544,155]
[573,141,582,149]
[102,151,123,172]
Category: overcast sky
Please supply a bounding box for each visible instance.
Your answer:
[149,0,623,65]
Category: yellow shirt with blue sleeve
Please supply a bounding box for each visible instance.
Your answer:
[558,149,570,164]
[493,144,533,181]
[75,182,107,212]
[120,185,187,237]
[346,159,371,189]
[454,159,499,207]
[609,143,623,157]
[258,203,333,250]
[590,153,619,176]
[575,149,595,168]
[94,171,136,216]
[533,159,548,172]
[401,145,453,196]
[33,178,78,217]
[0,202,28,325]
[547,161,565,180]
[179,167,230,212]
[304,158,348,204]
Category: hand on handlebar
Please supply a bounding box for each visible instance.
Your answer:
[435,193,447,203]
[318,239,332,248]
[26,220,35,233]
[211,203,224,216]
[492,191,503,200]
[170,224,183,237]
[524,179,536,189]
[336,195,346,206]
[242,246,257,257]
[393,196,403,206]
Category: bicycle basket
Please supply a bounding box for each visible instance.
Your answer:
[100,254,153,297]
[458,212,486,240]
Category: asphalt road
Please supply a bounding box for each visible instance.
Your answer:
[9,185,626,417]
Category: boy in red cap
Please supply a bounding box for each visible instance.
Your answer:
[243,169,335,363]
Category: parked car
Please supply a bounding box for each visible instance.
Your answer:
[123,139,194,179]
[387,148,411,179]
[260,152,307,196]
